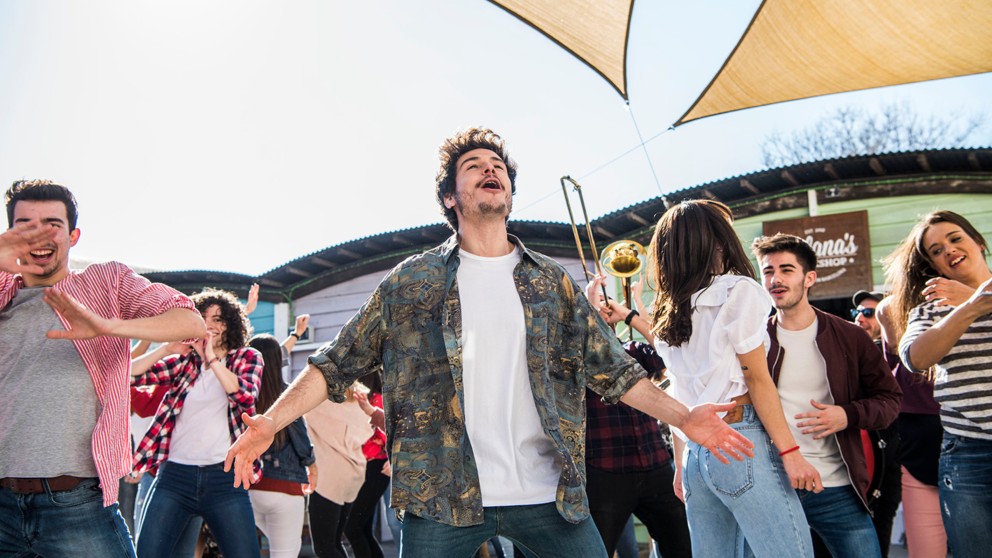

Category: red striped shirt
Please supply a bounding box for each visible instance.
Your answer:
[0,262,196,507]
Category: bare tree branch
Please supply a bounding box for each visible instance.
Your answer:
[761,102,989,167]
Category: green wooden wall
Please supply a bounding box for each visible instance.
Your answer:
[733,193,992,290]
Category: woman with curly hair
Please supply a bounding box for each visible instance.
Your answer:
[885,210,992,558]
[645,200,819,557]
[130,288,263,558]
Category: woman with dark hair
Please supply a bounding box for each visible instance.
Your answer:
[886,210,992,558]
[642,200,819,556]
[130,288,263,558]
[248,333,316,558]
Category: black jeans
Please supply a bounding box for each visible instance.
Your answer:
[586,464,692,557]
[309,492,353,558]
[344,458,391,558]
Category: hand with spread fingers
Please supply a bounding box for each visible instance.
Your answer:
[43,288,117,339]
[795,399,848,439]
[0,224,56,275]
[679,402,756,464]
[922,276,973,307]
[224,412,276,489]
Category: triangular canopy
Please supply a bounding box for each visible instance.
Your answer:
[677,0,992,125]
[488,0,634,99]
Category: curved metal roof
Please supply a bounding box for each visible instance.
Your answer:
[145,147,992,301]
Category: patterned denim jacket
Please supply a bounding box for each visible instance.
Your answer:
[308,234,645,526]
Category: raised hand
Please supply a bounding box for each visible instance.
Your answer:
[354,390,374,415]
[43,288,117,340]
[680,402,755,464]
[923,277,973,307]
[245,283,259,315]
[0,224,55,275]
[189,332,215,361]
[294,314,311,336]
[224,412,276,488]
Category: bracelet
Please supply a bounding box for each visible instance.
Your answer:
[206,357,220,367]
[623,309,639,326]
[290,332,301,340]
[779,445,801,457]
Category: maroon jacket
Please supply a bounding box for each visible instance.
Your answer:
[766,307,902,508]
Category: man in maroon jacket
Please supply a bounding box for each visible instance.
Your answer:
[752,234,901,558]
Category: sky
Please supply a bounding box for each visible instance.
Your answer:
[2,0,989,275]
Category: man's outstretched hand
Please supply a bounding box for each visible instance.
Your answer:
[679,403,755,464]
[224,412,276,488]
[44,288,117,339]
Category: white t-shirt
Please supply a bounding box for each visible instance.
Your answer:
[775,320,849,487]
[168,364,232,465]
[458,247,560,506]
[655,275,772,413]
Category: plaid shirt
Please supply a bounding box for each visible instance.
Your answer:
[132,347,263,476]
[308,235,645,526]
[1,262,196,506]
[585,341,672,473]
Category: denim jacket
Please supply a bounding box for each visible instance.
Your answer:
[308,234,645,526]
[260,417,314,484]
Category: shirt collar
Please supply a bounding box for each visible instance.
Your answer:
[440,233,538,265]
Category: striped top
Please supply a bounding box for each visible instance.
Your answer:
[900,300,992,440]
[0,263,196,506]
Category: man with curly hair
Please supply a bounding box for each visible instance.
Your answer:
[227,128,754,555]
[0,179,205,557]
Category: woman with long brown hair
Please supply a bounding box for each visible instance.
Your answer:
[247,333,316,558]
[645,200,819,557]
[885,209,992,558]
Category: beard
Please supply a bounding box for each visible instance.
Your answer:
[454,192,512,222]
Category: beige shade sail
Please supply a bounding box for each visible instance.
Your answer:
[676,0,992,125]
[488,0,634,99]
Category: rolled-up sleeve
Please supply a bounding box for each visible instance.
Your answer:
[308,287,385,403]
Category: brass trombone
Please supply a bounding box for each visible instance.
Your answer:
[560,176,646,339]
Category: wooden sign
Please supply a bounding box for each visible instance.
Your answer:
[761,211,872,300]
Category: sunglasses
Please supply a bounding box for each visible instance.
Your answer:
[850,308,876,319]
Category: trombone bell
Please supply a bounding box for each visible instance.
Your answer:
[601,240,646,279]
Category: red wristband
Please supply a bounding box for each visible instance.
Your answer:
[779,445,801,457]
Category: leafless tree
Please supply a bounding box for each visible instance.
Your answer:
[761,102,988,167]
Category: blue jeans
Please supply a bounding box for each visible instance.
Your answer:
[0,477,136,557]
[400,502,607,558]
[797,485,880,558]
[938,432,992,558]
[683,405,812,557]
[136,461,260,558]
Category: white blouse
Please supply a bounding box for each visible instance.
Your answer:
[654,274,773,410]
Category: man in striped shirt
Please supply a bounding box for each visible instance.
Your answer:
[0,180,205,557]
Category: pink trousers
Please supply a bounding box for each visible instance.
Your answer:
[901,466,947,558]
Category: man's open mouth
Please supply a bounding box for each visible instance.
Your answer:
[481,179,501,190]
